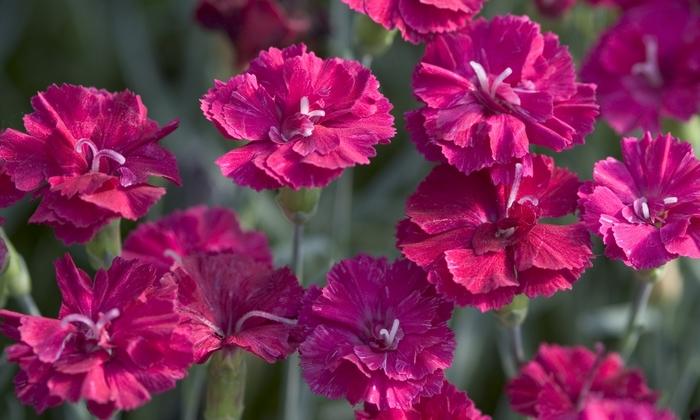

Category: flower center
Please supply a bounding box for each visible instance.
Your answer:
[234,310,297,334]
[75,139,126,173]
[378,318,400,348]
[162,249,184,269]
[58,308,120,356]
[631,36,663,87]
[469,61,520,108]
[272,96,326,142]
[633,196,677,225]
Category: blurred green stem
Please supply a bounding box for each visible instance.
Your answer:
[1,228,36,315]
[620,268,662,359]
[15,294,39,316]
[86,219,121,270]
[204,350,246,420]
[495,295,529,375]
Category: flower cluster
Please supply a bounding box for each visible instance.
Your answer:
[508,344,675,419]
[201,44,395,190]
[0,84,180,244]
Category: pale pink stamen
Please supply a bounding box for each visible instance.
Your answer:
[507,163,524,212]
[75,138,126,172]
[163,249,184,267]
[378,318,400,348]
[235,310,297,334]
[631,36,663,87]
[663,196,678,205]
[469,61,514,98]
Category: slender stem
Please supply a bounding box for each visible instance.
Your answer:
[181,363,207,420]
[331,170,353,262]
[291,222,304,281]
[86,219,122,270]
[15,293,39,316]
[508,323,526,367]
[620,280,655,359]
[284,221,304,420]
[204,350,246,420]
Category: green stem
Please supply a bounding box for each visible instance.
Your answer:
[620,269,660,359]
[508,323,526,367]
[284,221,304,420]
[495,295,529,375]
[204,351,247,420]
[86,219,122,270]
[15,294,39,316]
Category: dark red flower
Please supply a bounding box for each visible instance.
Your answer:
[356,380,490,420]
[535,0,577,17]
[299,255,455,410]
[195,0,309,67]
[0,84,180,244]
[507,344,675,419]
[201,44,395,190]
[341,0,484,44]
[582,0,700,134]
[410,15,599,180]
[0,255,193,419]
[171,252,304,364]
[397,155,592,311]
[122,206,271,273]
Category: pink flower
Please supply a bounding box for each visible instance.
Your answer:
[341,0,484,44]
[397,155,592,311]
[535,0,577,17]
[299,255,455,410]
[356,380,490,420]
[0,84,180,244]
[0,255,193,419]
[581,0,700,134]
[410,15,599,180]
[201,44,395,190]
[578,133,700,270]
[507,344,675,420]
[171,252,304,363]
[195,0,309,67]
[122,206,271,273]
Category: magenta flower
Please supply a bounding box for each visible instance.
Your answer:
[410,15,599,180]
[201,44,395,190]
[507,344,675,419]
[341,0,484,44]
[195,0,309,67]
[299,255,455,410]
[122,206,271,273]
[578,133,700,270]
[171,252,304,363]
[0,84,180,244]
[535,0,577,17]
[356,380,490,420]
[0,255,193,419]
[581,1,700,134]
[397,155,592,311]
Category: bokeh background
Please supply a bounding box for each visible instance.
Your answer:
[0,0,699,419]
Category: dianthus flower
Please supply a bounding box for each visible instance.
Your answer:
[356,380,490,420]
[341,0,484,44]
[581,0,700,134]
[0,255,193,419]
[410,15,598,181]
[534,0,577,17]
[195,0,309,67]
[578,133,700,270]
[507,344,676,419]
[172,252,303,363]
[397,155,592,311]
[122,206,271,273]
[0,84,180,244]
[201,44,395,190]
[299,255,455,410]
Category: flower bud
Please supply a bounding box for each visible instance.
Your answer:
[354,14,396,59]
[0,229,31,298]
[276,187,321,225]
[86,219,122,270]
[495,295,529,327]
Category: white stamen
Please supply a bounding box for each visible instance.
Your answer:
[163,249,184,266]
[378,318,400,348]
[75,138,126,172]
[663,196,678,205]
[299,96,310,115]
[518,196,539,206]
[75,138,99,156]
[234,310,297,334]
[61,313,99,338]
[491,67,513,97]
[496,227,516,238]
[631,36,663,87]
[641,200,650,220]
[95,308,120,331]
[507,163,524,211]
[469,61,490,93]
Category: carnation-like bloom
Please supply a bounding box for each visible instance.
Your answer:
[535,0,577,17]
[122,206,271,273]
[507,344,675,419]
[581,0,700,134]
[0,84,180,244]
[172,252,304,363]
[195,0,309,67]
[410,15,599,181]
[578,133,700,270]
[0,255,192,419]
[397,155,592,311]
[299,255,455,410]
[341,0,484,44]
[356,381,490,420]
[201,44,395,190]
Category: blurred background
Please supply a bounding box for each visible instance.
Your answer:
[0,0,699,418]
